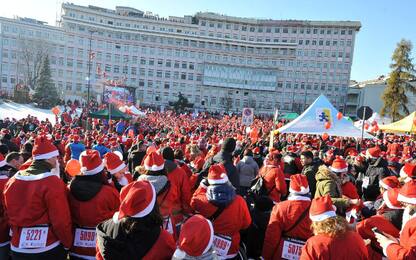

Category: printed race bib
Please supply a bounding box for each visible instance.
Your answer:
[74,228,96,248]
[213,234,232,257]
[281,237,305,260]
[19,227,48,249]
[163,216,174,235]
[362,177,370,189]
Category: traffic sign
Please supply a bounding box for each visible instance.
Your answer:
[357,106,373,120]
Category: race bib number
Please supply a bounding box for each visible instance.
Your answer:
[19,227,48,249]
[74,228,96,248]
[362,177,370,189]
[213,234,232,257]
[281,237,305,260]
[163,216,174,235]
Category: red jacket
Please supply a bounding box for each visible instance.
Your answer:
[259,165,287,203]
[0,176,10,245]
[3,172,73,253]
[165,164,192,223]
[68,180,120,258]
[300,231,368,260]
[190,185,251,258]
[385,216,416,260]
[96,229,175,260]
[262,196,313,260]
[356,214,400,260]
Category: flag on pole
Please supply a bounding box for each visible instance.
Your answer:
[274,108,279,123]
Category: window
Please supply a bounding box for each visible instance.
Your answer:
[181,73,186,80]
[181,62,187,69]
[66,82,72,91]
[348,29,353,35]
[313,29,318,34]
[156,70,162,78]
[283,28,288,33]
[341,30,346,35]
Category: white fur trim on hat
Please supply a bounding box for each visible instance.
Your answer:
[112,211,120,224]
[144,164,164,171]
[208,173,228,185]
[310,205,337,222]
[109,162,126,175]
[81,163,104,176]
[379,180,392,190]
[329,166,348,173]
[289,186,310,195]
[14,172,56,181]
[0,160,6,168]
[203,218,214,255]
[131,183,156,218]
[172,249,187,259]
[383,191,402,210]
[33,150,59,160]
[397,193,416,205]
[400,167,407,178]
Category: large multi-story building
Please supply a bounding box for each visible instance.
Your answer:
[0,3,361,113]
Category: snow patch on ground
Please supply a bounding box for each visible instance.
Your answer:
[0,101,56,122]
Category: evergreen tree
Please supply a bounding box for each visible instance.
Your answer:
[169,92,193,113]
[381,39,416,121]
[32,55,59,108]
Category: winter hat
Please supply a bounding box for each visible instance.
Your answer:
[366,146,381,158]
[253,147,260,154]
[144,151,165,171]
[161,147,175,161]
[379,176,400,190]
[114,180,156,223]
[72,135,80,142]
[173,214,214,258]
[32,135,59,160]
[207,164,228,185]
[289,174,310,195]
[383,188,402,209]
[309,195,337,222]
[329,157,348,173]
[400,163,416,182]
[104,152,126,175]
[221,138,236,153]
[0,154,5,168]
[79,149,104,175]
[397,180,416,205]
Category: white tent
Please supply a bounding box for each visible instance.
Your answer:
[278,95,374,138]
[354,112,391,129]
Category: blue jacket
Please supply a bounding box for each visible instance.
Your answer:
[93,144,111,158]
[115,122,125,135]
[70,142,86,160]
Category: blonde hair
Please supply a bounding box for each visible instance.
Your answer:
[311,216,348,238]
[317,165,332,177]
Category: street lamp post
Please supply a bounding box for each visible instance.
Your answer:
[86,30,96,130]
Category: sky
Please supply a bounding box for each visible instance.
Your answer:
[1,0,415,82]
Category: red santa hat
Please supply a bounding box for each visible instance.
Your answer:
[383,188,402,209]
[397,180,416,205]
[289,174,309,195]
[32,135,59,160]
[173,214,214,258]
[348,149,358,157]
[72,135,80,142]
[114,180,156,223]
[309,195,337,222]
[329,157,348,173]
[79,149,104,175]
[366,146,381,158]
[104,152,127,174]
[207,164,228,185]
[143,151,165,171]
[0,154,5,168]
[379,176,400,190]
[400,163,416,182]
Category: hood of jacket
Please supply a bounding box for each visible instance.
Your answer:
[206,182,236,208]
[172,248,218,260]
[19,160,52,176]
[241,156,256,165]
[70,174,105,201]
[368,157,388,168]
[315,169,340,183]
[96,218,161,260]
[138,174,168,195]
[213,151,232,164]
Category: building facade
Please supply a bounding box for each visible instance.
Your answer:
[346,77,416,119]
[0,3,361,113]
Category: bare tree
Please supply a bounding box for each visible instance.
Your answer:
[17,37,50,92]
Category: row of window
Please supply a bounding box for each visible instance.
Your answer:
[199,20,355,36]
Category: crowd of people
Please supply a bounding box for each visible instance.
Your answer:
[0,109,415,260]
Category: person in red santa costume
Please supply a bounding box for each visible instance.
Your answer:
[67,149,120,260]
[376,180,416,260]
[96,180,175,260]
[103,152,133,192]
[171,214,218,260]
[190,164,251,259]
[3,135,73,259]
[262,174,313,260]
[257,151,287,206]
[357,187,403,260]
[300,195,368,260]
[137,151,181,238]
[0,154,10,259]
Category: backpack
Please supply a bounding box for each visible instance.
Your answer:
[248,175,269,198]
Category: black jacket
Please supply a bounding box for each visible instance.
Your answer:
[361,157,390,201]
[212,150,239,189]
